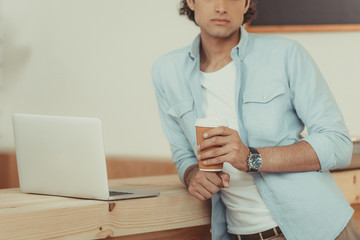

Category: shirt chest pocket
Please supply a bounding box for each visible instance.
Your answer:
[243,85,287,138]
[167,100,196,146]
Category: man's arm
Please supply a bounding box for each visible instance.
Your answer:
[286,42,353,171]
[259,140,320,172]
[198,41,353,173]
[152,59,228,201]
[197,127,321,172]
[152,59,197,184]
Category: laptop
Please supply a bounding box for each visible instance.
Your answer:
[12,113,160,201]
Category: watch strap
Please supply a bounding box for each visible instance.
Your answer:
[247,147,261,172]
[249,147,259,155]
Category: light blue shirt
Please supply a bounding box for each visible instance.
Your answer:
[152,26,353,240]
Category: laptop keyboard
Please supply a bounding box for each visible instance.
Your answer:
[109,191,133,196]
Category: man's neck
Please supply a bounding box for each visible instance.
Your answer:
[200,29,240,73]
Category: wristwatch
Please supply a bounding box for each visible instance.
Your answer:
[246,147,263,172]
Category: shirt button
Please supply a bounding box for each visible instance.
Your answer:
[263,96,268,100]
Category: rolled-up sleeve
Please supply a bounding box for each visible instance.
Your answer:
[152,59,198,183]
[287,42,353,171]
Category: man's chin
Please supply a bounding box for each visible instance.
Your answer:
[208,31,238,40]
[202,27,239,40]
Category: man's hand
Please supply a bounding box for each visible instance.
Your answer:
[197,127,250,172]
[185,166,229,201]
[197,127,322,173]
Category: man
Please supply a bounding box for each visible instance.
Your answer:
[152,0,359,239]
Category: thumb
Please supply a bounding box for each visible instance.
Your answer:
[218,172,230,188]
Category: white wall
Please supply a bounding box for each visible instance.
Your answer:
[1,0,359,158]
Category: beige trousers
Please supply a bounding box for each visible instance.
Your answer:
[336,219,360,240]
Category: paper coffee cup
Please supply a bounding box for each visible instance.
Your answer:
[195,118,228,171]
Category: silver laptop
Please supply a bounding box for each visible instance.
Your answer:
[12,113,159,200]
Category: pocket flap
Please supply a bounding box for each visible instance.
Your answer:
[243,85,285,104]
[168,100,194,118]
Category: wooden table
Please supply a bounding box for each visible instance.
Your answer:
[0,171,359,240]
[0,175,211,240]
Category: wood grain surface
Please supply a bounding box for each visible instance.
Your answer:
[0,175,211,240]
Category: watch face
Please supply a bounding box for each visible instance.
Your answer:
[250,154,262,169]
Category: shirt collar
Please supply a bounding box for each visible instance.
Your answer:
[188,25,249,61]
[189,34,201,59]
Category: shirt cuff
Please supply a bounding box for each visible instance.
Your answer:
[177,158,199,184]
[300,134,336,172]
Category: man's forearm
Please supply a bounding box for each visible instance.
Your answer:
[259,141,321,172]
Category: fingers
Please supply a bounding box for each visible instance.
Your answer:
[198,127,239,152]
[198,136,229,152]
[218,172,230,188]
[193,191,208,201]
[206,172,224,187]
[199,144,233,160]
[197,127,248,171]
[187,171,224,201]
[203,126,234,139]
[194,186,215,200]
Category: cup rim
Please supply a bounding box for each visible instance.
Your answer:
[195,118,228,128]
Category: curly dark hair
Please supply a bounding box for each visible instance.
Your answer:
[179,0,256,25]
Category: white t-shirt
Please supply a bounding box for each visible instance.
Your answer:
[200,61,278,234]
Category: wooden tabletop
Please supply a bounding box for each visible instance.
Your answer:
[0,175,211,240]
[0,170,359,240]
